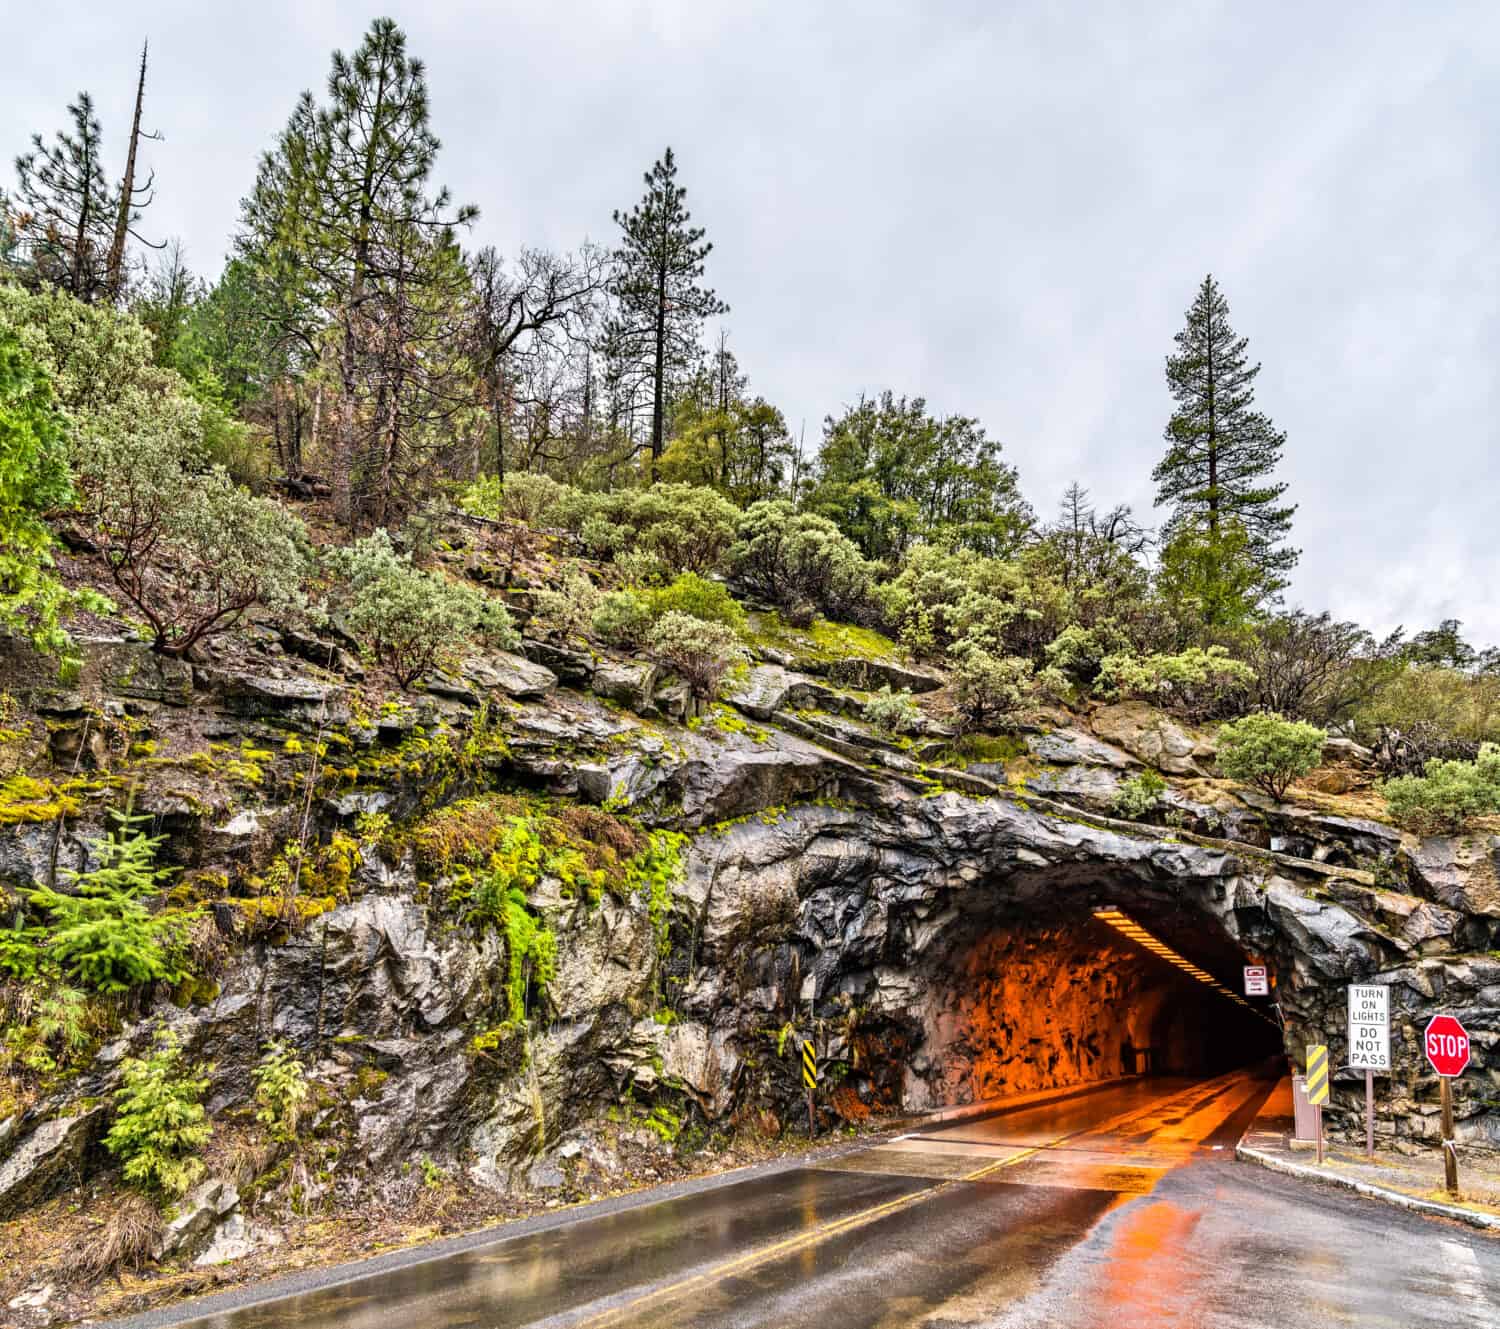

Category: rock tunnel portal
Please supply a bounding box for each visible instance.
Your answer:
[852,878,1287,1113]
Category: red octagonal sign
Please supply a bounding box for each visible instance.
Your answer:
[1424,1014,1471,1077]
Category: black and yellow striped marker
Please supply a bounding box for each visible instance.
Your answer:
[1306,1043,1329,1105]
[802,1039,817,1091]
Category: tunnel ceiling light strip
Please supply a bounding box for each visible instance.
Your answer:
[1092,908,1278,1026]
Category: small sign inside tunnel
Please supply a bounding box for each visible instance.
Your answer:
[1243,966,1268,996]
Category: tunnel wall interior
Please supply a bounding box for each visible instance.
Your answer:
[898,908,1282,1112]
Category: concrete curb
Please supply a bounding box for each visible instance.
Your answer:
[1235,1139,1500,1233]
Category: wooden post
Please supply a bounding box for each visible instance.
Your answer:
[1315,1103,1324,1166]
[808,1086,815,1138]
[1440,1076,1459,1195]
[1365,1068,1375,1160]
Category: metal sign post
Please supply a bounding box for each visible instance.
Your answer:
[1306,1044,1329,1165]
[1424,1014,1471,1196]
[1347,984,1390,1159]
[802,1039,818,1137]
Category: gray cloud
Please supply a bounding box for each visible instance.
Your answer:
[8,1,1498,642]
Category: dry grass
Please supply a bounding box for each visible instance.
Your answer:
[70,1192,164,1284]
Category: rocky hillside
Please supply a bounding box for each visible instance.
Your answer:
[1,535,1498,1319]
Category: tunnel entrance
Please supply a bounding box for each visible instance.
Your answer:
[893,883,1285,1111]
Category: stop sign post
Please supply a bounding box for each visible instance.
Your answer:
[1424,1014,1470,1195]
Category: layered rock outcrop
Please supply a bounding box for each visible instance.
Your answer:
[2,621,1499,1229]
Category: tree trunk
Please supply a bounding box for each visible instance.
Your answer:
[106,44,148,303]
[650,264,667,483]
[334,308,358,526]
[307,378,324,479]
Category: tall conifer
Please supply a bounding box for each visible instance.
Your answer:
[606,148,727,480]
[1154,275,1297,592]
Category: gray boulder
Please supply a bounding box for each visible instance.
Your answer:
[462,650,558,701]
[592,659,658,712]
[157,1178,240,1259]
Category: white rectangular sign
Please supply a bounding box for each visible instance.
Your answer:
[1243,965,1269,996]
[1348,983,1390,1071]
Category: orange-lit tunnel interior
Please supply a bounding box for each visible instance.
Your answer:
[896,894,1284,1110]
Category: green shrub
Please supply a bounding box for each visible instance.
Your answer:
[1382,744,1500,833]
[329,530,517,688]
[1355,664,1500,749]
[0,283,305,655]
[1216,712,1327,801]
[728,500,873,618]
[1096,646,1254,720]
[612,548,668,588]
[864,686,921,736]
[24,808,194,993]
[0,984,100,1077]
[532,565,601,636]
[1109,769,1167,819]
[877,543,1064,660]
[591,589,654,648]
[566,484,739,575]
[0,326,105,669]
[460,471,571,528]
[647,572,745,632]
[253,1040,309,1144]
[104,1031,212,1198]
[1043,622,1133,686]
[952,641,1033,730]
[648,611,748,701]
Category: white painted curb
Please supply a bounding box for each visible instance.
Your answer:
[1235,1142,1500,1233]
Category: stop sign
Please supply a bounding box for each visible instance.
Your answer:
[1424,1014,1471,1077]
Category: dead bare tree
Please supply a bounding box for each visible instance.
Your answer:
[467,243,606,479]
[105,41,163,301]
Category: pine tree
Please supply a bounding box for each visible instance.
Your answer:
[606,148,727,480]
[11,93,119,302]
[1153,275,1297,593]
[240,19,475,523]
[25,807,188,993]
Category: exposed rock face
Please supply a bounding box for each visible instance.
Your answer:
[0,1108,106,1219]
[1091,701,1211,775]
[5,630,1500,1222]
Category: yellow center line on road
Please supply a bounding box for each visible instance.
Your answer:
[574,1071,1252,1328]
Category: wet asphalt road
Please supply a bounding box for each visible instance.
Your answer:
[122,1069,1500,1329]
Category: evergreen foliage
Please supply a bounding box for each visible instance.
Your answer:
[103,1031,212,1197]
[1154,275,1297,613]
[1382,744,1500,833]
[330,529,518,687]
[0,327,103,667]
[9,93,118,301]
[810,392,1032,563]
[239,17,476,524]
[24,807,193,994]
[1109,769,1168,819]
[253,1040,310,1143]
[1216,712,1327,801]
[606,148,727,478]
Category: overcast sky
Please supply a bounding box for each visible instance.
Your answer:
[9,2,1498,643]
